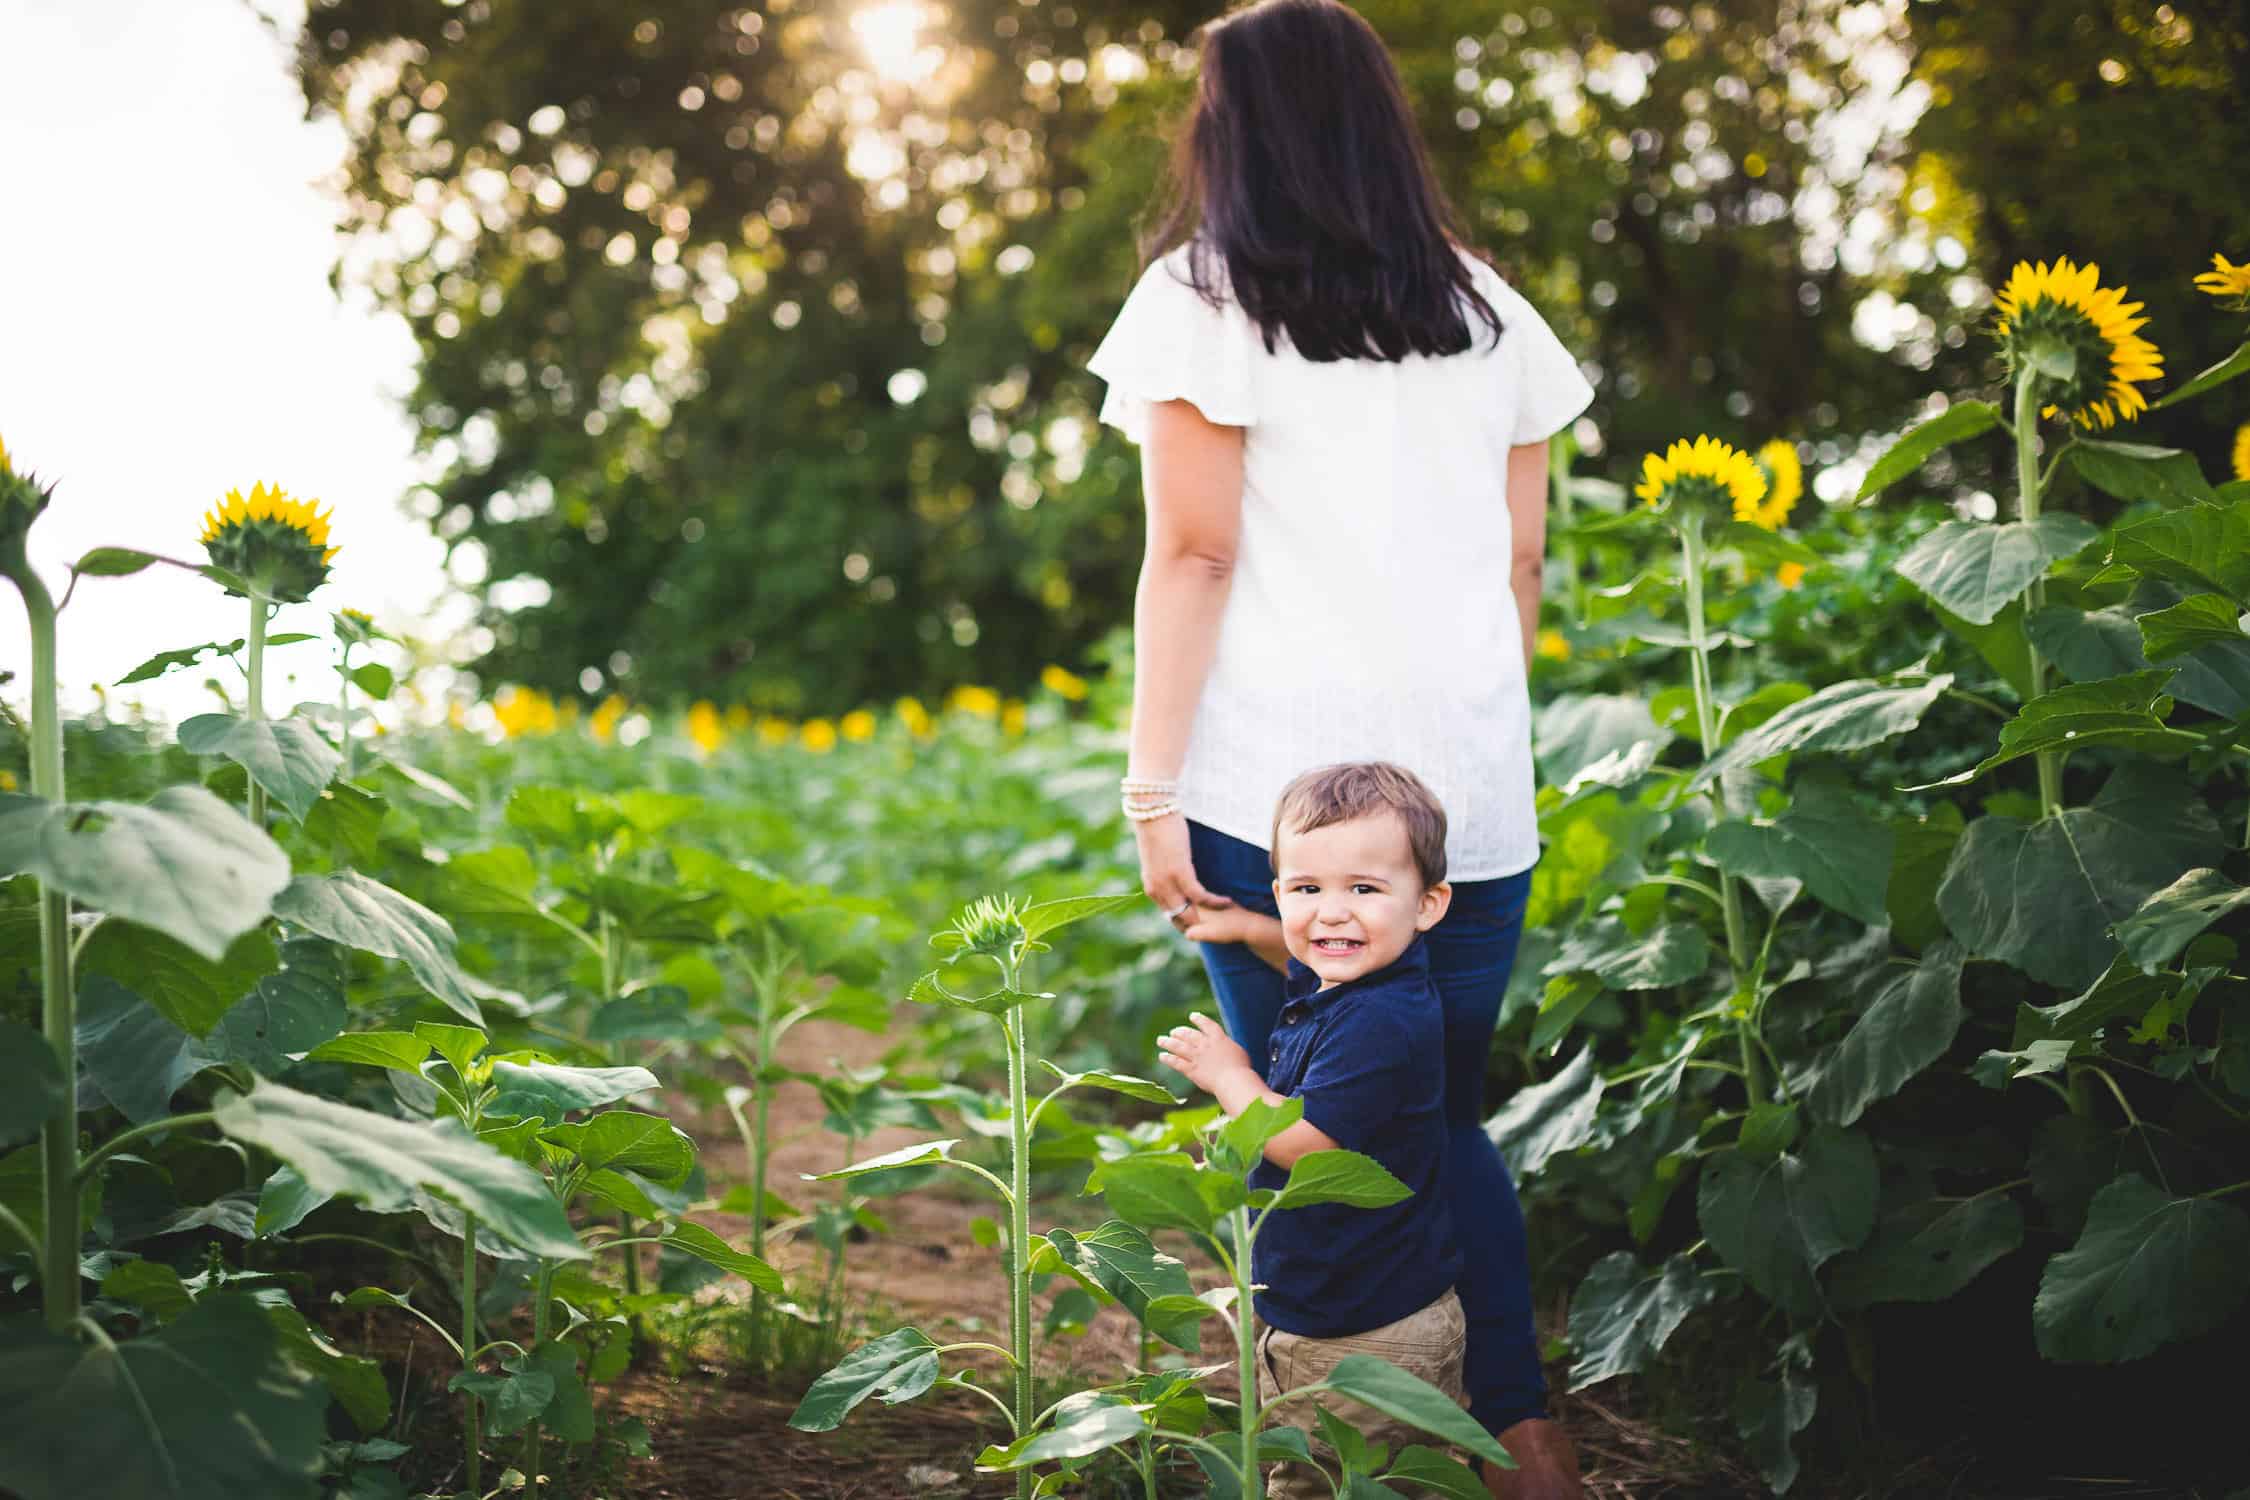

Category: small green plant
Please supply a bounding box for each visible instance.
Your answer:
[668,854,897,1370]
[786,889,1152,1500]
[308,1020,778,1497]
[1037,1097,1514,1498]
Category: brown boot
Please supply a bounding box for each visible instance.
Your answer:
[1480,1416,1583,1500]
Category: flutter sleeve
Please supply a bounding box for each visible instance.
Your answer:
[1499,284,1596,445]
[1087,249,1259,445]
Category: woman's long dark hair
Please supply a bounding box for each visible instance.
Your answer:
[1144,0,1504,362]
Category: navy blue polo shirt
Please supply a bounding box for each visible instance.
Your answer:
[1249,937,1460,1339]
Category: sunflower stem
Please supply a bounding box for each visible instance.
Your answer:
[246,594,270,828]
[1680,515,1760,1104]
[337,639,356,783]
[1001,956,1037,1500]
[2012,365,2064,820]
[462,1215,483,1496]
[9,559,78,1335]
[1232,1202,1264,1499]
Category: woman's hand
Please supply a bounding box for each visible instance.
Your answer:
[1135,812,1235,935]
[1156,1012,1258,1098]
[1182,903,1292,974]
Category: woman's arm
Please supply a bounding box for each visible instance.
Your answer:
[1130,398,1247,917]
[1505,438,1550,672]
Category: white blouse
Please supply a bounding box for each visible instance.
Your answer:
[1088,243,1595,880]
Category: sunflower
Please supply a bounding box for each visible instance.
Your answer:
[1002,699,1027,737]
[840,708,877,742]
[1776,561,1807,591]
[1748,440,1803,531]
[686,700,727,754]
[2234,421,2250,484]
[756,716,793,747]
[895,695,934,739]
[801,717,839,753]
[1040,663,1089,701]
[948,684,1001,720]
[1634,435,1768,526]
[199,481,337,601]
[2194,253,2250,307]
[1535,628,1571,662]
[1993,258,2163,430]
[492,684,559,737]
[589,693,628,743]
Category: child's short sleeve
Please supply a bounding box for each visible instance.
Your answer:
[1498,282,1595,445]
[1087,249,1258,445]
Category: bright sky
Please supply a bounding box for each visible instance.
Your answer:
[0,0,450,725]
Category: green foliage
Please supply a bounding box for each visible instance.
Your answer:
[0,1018,63,1148]
[2032,1175,2250,1364]
[270,870,485,1024]
[177,713,342,825]
[1565,1252,1715,1390]
[0,786,289,962]
[212,1080,587,1261]
[0,1293,328,1500]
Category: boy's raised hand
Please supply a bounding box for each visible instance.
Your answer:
[1157,1012,1256,1097]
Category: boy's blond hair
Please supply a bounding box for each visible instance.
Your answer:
[1270,762,1448,888]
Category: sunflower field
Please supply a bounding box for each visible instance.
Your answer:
[5,248,2250,1500]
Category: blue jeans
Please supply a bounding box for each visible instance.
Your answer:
[1187,820,1547,1436]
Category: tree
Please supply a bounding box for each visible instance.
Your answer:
[298,0,2238,709]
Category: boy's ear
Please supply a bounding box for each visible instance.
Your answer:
[1416,881,1452,932]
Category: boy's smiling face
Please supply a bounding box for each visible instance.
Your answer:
[1273,811,1451,988]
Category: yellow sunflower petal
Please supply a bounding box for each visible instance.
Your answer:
[1996,256,2164,430]
[2193,253,2250,300]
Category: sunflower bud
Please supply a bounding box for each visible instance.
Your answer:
[946,893,1027,961]
[334,607,385,647]
[0,432,56,583]
[198,481,337,602]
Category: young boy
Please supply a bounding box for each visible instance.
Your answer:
[1156,762,1464,1496]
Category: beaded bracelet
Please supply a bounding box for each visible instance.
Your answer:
[1119,776,1181,794]
[1122,798,1182,822]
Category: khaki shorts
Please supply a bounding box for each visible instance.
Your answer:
[1254,1288,1468,1499]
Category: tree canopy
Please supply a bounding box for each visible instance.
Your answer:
[295,0,2250,709]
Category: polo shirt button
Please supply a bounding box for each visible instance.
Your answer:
[1269,1043,1279,1062]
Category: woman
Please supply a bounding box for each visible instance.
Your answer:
[1085,2,1591,1494]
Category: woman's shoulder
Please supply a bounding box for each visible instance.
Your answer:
[1451,244,1537,318]
[1139,238,1235,306]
